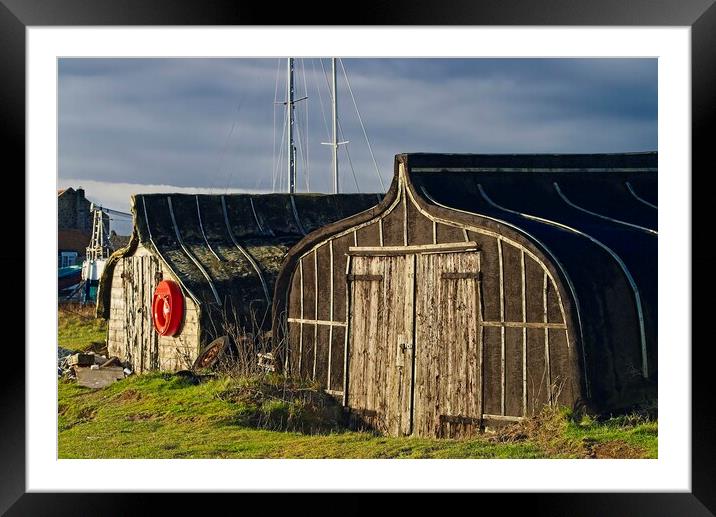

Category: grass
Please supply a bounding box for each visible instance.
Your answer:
[58,303,107,352]
[58,371,657,459]
[58,373,542,459]
[493,406,658,459]
[57,307,657,459]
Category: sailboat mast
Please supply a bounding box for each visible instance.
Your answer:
[287,58,296,194]
[332,58,339,194]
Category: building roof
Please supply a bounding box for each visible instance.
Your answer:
[58,228,91,253]
[97,192,382,334]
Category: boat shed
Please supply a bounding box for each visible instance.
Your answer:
[96,192,380,373]
[272,152,657,437]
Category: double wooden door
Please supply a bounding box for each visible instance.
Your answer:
[347,249,482,437]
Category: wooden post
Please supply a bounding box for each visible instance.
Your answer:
[498,238,505,416]
[313,250,318,380]
[543,271,553,406]
[343,255,352,407]
[521,249,527,417]
[298,259,304,375]
[328,241,334,389]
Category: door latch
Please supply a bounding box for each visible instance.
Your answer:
[396,334,413,368]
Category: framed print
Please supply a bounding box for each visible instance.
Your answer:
[3,0,713,513]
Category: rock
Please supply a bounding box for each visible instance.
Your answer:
[75,366,125,389]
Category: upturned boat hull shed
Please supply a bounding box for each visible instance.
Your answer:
[96,193,381,372]
[272,152,657,437]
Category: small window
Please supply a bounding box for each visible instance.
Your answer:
[60,252,77,268]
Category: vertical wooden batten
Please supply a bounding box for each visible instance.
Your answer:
[543,271,553,406]
[298,260,304,375]
[313,249,318,380]
[521,249,527,417]
[476,253,484,424]
[343,255,352,407]
[498,238,506,416]
[328,241,334,389]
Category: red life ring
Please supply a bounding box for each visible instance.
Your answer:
[152,280,184,336]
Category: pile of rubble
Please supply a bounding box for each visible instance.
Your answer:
[58,350,132,389]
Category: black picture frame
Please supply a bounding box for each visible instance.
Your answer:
[3,0,712,514]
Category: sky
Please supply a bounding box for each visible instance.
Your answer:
[58,58,657,233]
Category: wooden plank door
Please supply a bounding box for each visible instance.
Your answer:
[122,257,139,371]
[414,251,482,438]
[139,255,160,371]
[123,255,160,373]
[347,254,415,436]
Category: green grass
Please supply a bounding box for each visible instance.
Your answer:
[564,411,658,459]
[57,307,657,459]
[58,303,107,352]
[58,372,656,459]
[58,373,541,459]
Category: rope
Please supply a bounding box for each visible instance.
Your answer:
[271,58,281,193]
[314,58,332,142]
[337,117,360,192]
[339,59,386,191]
[101,207,132,217]
[213,99,242,194]
[272,103,288,193]
[222,94,247,193]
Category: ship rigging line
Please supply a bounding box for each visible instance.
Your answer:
[338,117,361,192]
[272,81,288,193]
[272,57,281,193]
[311,58,333,148]
[222,93,247,194]
[339,58,386,191]
[100,207,132,218]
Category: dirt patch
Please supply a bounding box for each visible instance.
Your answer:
[587,439,645,459]
[113,389,143,403]
[77,406,97,421]
[126,412,158,422]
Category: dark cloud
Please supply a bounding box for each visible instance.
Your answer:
[59,58,657,209]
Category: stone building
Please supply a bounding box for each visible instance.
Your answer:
[58,187,92,231]
[57,187,111,266]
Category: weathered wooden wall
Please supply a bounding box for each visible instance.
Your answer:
[107,244,201,372]
[283,166,576,436]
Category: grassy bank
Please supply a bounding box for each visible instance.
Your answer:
[57,305,656,459]
[58,303,107,352]
[58,372,657,459]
